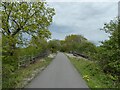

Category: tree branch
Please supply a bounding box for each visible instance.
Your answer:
[2,2,13,35]
[11,3,38,36]
[11,28,21,36]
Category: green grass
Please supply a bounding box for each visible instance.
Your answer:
[68,57,120,89]
[3,57,54,89]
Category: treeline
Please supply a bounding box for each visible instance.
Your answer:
[1,2,55,88]
[1,1,120,88]
[48,34,96,59]
[49,17,120,83]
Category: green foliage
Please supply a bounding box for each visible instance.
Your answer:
[95,18,120,81]
[60,34,97,59]
[60,40,67,52]
[69,57,120,88]
[47,34,95,54]
[1,1,55,67]
[62,17,120,88]
[1,1,119,88]
[2,57,53,88]
[60,34,86,52]
[1,2,55,56]
[1,1,55,88]
[64,34,87,52]
[48,39,61,53]
[28,36,48,55]
[77,42,97,59]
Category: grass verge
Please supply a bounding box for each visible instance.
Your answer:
[3,56,55,89]
[68,56,120,89]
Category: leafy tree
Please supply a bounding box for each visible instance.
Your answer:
[60,40,68,52]
[63,34,87,52]
[48,39,61,53]
[77,42,97,58]
[1,1,55,69]
[29,35,49,55]
[62,34,96,54]
[97,17,120,80]
[1,1,55,88]
[1,2,55,55]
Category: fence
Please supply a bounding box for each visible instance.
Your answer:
[18,51,49,68]
[69,51,89,59]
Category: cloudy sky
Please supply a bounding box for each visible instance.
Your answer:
[46,0,118,45]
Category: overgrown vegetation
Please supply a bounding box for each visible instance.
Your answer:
[60,34,97,59]
[48,39,61,53]
[48,34,97,59]
[95,18,120,81]
[3,57,54,89]
[68,57,120,88]
[1,1,119,89]
[1,1,55,88]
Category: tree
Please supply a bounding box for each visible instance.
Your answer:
[63,34,88,52]
[1,2,55,88]
[48,39,61,53]
[29,35,49,56]
[97,17,120,80]
[1,1,55,69]
[1,2,55,55]
[60,34,97,60]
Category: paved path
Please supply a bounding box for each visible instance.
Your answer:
[26,52,89,88]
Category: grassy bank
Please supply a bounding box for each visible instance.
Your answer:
[68,56,119,89]
[3,55,55,89]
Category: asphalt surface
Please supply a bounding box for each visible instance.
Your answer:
[26,52,89,88]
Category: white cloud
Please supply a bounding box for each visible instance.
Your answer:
[48,2,118,45]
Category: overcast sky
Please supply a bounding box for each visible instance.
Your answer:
[47,0,118,45]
